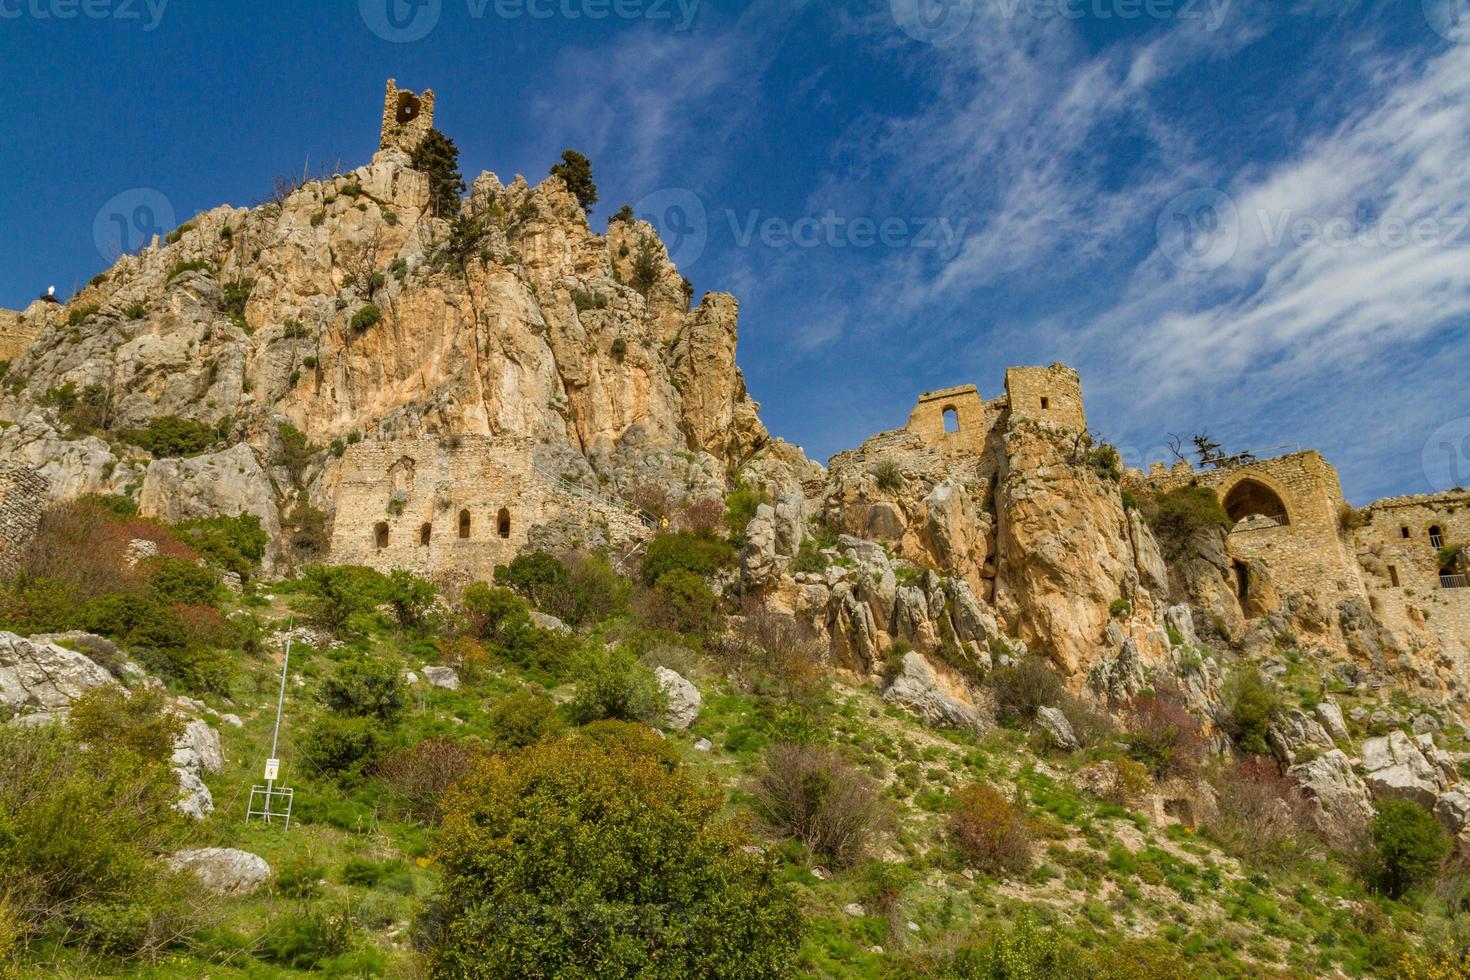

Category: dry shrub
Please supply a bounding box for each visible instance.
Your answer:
[753,743,886,867]
[14,499,188,601]
[374,737,486,823]
[716,601,827,701]
[434,635,493,683]
[990,656,1065,726]
[626,482,674,520]
[1122,687,1205,779]
[1206,756,1314,868]
[675,498,725,537]
[948,783,1033,876]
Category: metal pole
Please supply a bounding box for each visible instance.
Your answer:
[265,622,293,820]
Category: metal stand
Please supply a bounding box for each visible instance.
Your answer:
[245,626,295,829]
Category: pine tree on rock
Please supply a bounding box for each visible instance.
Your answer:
[550,149,598,214]
[411,128,466,219]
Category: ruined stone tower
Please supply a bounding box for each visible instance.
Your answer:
[380,79,435,155]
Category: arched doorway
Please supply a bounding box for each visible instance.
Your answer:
[942,406,960,434]
[1223,479,1289,528]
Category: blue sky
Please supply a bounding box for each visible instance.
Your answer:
[2,0,1468,503]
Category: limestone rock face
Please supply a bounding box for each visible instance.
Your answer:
[421,666,460,690]
[0,631,120,718]
[1361,730,1447,808]
[172,718,225,775]
[0,152,790,562]
[655,667,702,731]
[1267,709,1335,765]
[168,848,272,894]
[1289,749,1373,837]
[993,423,1143,677]
[1034,705,1078,750]
[882,652,988,732]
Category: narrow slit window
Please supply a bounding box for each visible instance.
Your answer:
[374,522,389,549]
[459,510,471,539]
[420,523,432,546]
[498,508,511,539]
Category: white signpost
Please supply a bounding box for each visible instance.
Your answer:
[246,629,295,829]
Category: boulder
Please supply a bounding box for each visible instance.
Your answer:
[1361,731,1446,808]
[168,848,272,894]
[1289,748,1373,830]
[739,504,781,589]
[1435,790,1470,835]
[173,768,214,820]
[421,666,460,691]
[0,631,119,717]
[1033,705,1078,751]
[882,652,986,732]
[655,667,701,730]
[1267,709,1335,765]
[172,717,225,775]
[1314,700,1351,744]
[529,611,572,634]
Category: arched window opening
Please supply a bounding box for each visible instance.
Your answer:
[1223,479,1290,529]
[942,406,960,434]
[458,510,471,539]
[374,522,389,549]
[1430,525,1444,549]
[420,523,432,546]
[497,508,511,539]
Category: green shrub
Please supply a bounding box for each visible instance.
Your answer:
[460,582,530,641]
[175,513,268,580]
[723,483,767,539]
[118,415,216,458]
[350,304,381,332]
[298,714,382,780]
[640,531,730,586]
[220,278,254,319]
[410,128,465,218]
[321,653,404,722]
[1109,597,1131,619]
[497,623,584,680]
[1147,484,1230,560]
[259,906,355,969]
[610,336,627,361]
[1222,666,1280,755]
[872,459,904,492]
[145,555,221,607]
[81,592,187,650]
[384,568,436,631]
[68,685,183,766]
[494,552,567,607]
[549,149,598,212]
[609,204,635,225]
[1371,799,1449,898]
[339,857,401,888]
[66,304,99,326]
[631,235,660,294]
[164,222,194,244]
[949,783,1033,876]
[642,568,720,635]
[429,723,801,976]
[123,301,148,320]
[568,647,666,725]
[0,722,192,958]
[487,691,565,749]
[273,854,325,899]
[165,259,211,281]
[299,564,384,636]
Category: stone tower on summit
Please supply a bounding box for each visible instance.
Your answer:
[380,79,435,155]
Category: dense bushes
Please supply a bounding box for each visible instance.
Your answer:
[118,415,217,458]
[1222,665,1281,755]
[175,514,269,580]
[1372,800,1449,898]
[298,714,382,780]
[568,648,665,725]
[948,783,1033,876]
[374,737,486,823]
[1122,689,1205,779]
[753,743,886,867]
[990,656,1065,727]
[429,723,801,976]
[320,654,405,722]
[486,692,565,749]
[494,550,628,626]
[0,710,196,960]
[460,582,529,642]
[1206,756,1313,870]
[640,531,731,586]
[298,564,387,637]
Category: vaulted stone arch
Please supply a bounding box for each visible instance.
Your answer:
[1222,477,1290,528]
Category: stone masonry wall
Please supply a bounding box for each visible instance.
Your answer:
[0,308,41,364]
[905,385,997,457]
[380,79,435,155]
[1004,364,1086,432]
[0,463,48,575]
[329,436,645,585]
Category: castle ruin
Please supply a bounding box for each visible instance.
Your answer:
[379,79,436,156]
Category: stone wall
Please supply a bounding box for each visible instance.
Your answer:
[0,307,41,364]
[905,385,998,457]
[329,436,646,585]
[379,79,435,155]
[1004,364,1086,432]
[1355,491,1470,664]
[0,464,48,575]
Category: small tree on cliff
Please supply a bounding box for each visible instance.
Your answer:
[549,149,598,213]
[411,128,465,218]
